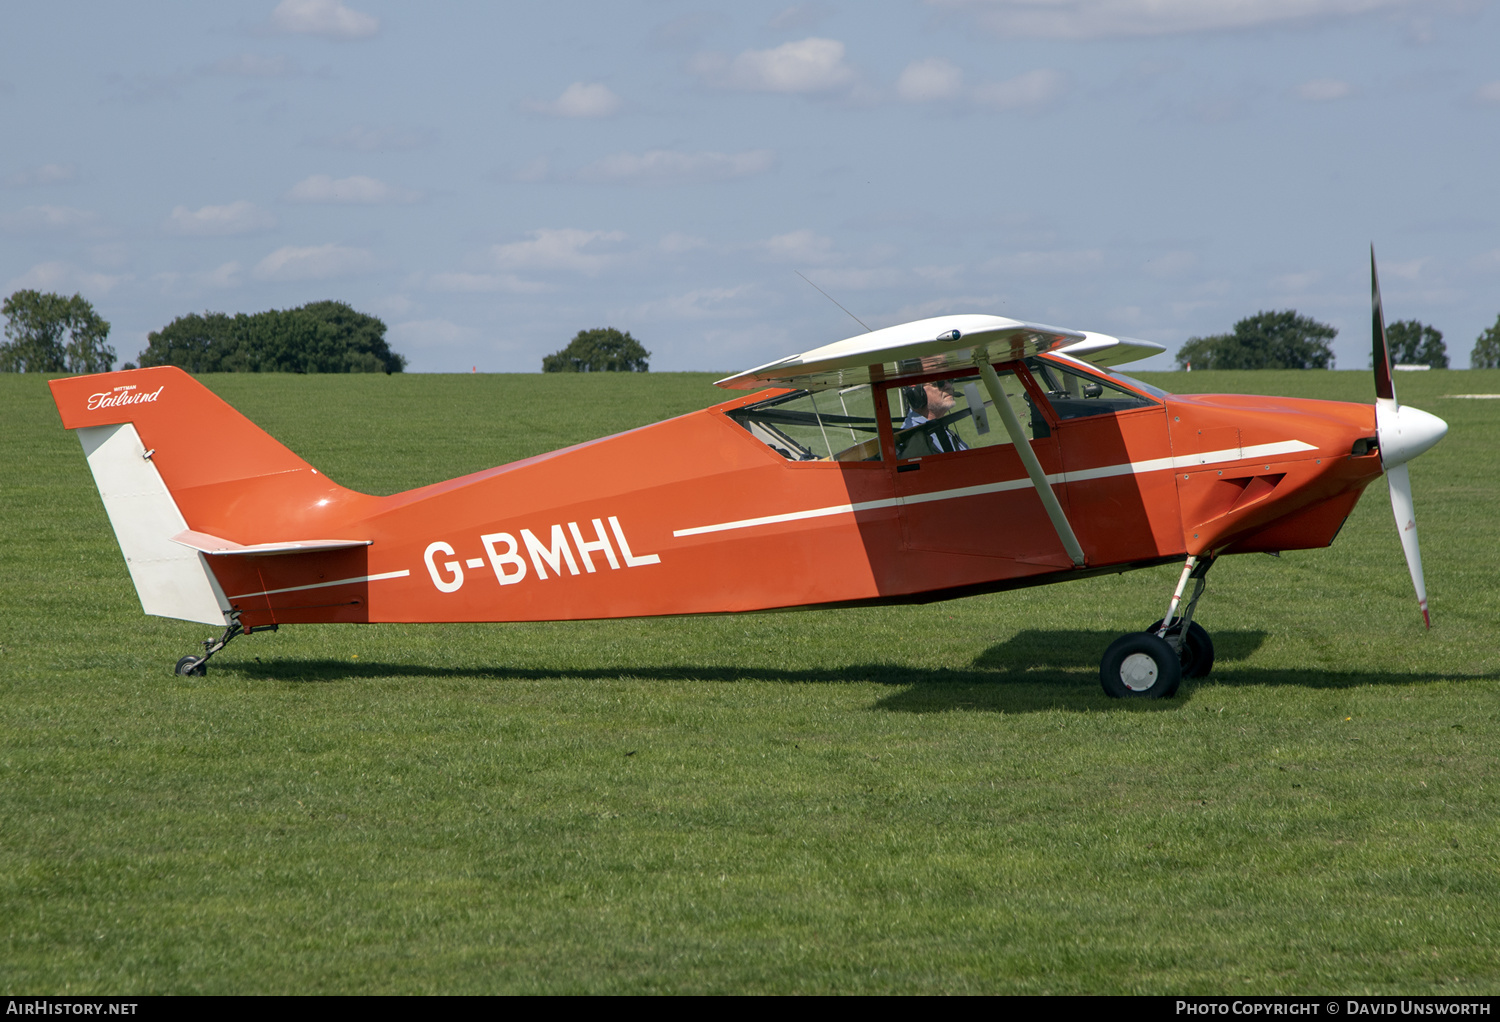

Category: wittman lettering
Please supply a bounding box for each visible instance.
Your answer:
[86,385,163,411]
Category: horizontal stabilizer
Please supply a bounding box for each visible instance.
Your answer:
[172,530,372,556]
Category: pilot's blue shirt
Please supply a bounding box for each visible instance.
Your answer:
[900,412,968,456]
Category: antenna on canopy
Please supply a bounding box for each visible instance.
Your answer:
[797,271,872,333]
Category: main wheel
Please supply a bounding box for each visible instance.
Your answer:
[175,656,207,677]
[1146,619,1215,679]
[1100,633,1182,699]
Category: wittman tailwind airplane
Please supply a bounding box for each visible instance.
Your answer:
[50,252,1446,697]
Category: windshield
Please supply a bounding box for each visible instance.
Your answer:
[1107,370,1170,400]
[726,385,885,461]
[1026,357,1160,420]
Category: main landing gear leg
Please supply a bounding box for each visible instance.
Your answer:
[174,612,274,676]
[1099,555,1216,699]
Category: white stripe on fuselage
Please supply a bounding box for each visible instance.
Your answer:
[671,440,1317,538]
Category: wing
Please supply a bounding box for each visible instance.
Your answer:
[714,315,1161,391]
[1055,332,1166,369]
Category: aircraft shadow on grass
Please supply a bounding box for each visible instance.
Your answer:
[226,628,1488,714]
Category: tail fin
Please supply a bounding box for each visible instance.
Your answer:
[50,367,372,624]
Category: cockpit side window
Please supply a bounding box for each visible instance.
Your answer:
[891,368,1044,459]
[1026,357,1159,420]
[727,385,885,461]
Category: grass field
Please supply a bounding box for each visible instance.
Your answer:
[2,368,1498,994]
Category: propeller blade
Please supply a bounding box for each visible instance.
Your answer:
[1372,245,1443,629]
[1386,462,1430,629]
[1372,244,1396,405]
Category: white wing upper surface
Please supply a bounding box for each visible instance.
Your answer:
[715,315,1163,391]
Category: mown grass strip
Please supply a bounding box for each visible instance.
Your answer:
[1,370,1496,993]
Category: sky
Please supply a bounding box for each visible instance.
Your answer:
[3,0,1498,374]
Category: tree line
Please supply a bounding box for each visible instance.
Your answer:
[1176,308,1500,370]
[1,290,406,374]
[136,301,405,373]
[12,287,1500,375]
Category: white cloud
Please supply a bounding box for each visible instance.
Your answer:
[659,232,709,254]
[1382,259,1425,280]
[0,205,102,234]
[577,149,776,184]
[973,69,1067,110]
[4,163,78,187]
[87,243,131,269]
[253,243,378,281]
[1476,81,1500,105]
[933,0,1412,40]
[897,58,964,102]
[1297,78,1353,101]
[389,318,481,349]
[512,157,551,183]
[105,70,185,104]
[490,228,625,275]
[693,37,855,93]
[808,267,909,290]
[201,262,243,287]
[759,229,837,264]
[154,262,244,293]
[983,249,1105,275]
[6,261,126,295]
[206,53,299,77]
[313,125,437,151]
[891,295,1005,322]
[1273,270,1320,290]
[649,12,728,50]
[1471,249,1500,272]
[286,174,420,204]
[631,285,755,320]
[768,4,836,30]
[523,82,623,118]
[422,272,547,294]
[1142,250,1198,278]
[269,0,379,39]
[163,200,275,236]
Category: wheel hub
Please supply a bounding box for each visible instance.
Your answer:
[1119,652,1159,692]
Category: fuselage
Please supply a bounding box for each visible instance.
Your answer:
[52,355,1382,631]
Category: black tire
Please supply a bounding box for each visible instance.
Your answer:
[1146,619,1215,679]
[1100,632,1182,699]
[175,656,207,677]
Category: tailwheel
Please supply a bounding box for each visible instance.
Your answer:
[1099,633,1182,699]
[169,612,267,677]
[1146,618,1215,679]
[175,655,208,677]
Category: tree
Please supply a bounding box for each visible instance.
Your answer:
[0,290,114,373]
[542,327,650,372]
[135,312,237,374]
[138,300,406,374]
[1472,314,1500,369]
[1175,310,1336,370]
[1384,319,1448,369]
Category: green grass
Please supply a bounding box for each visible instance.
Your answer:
[2,369,1498,994]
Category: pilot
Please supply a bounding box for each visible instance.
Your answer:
[898,380,969,458]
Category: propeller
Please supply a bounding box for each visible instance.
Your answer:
[1371,245,1448,628]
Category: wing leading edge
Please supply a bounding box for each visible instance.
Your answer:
[715,315,1163,391]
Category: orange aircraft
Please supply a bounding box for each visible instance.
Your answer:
[48,253,1446,698]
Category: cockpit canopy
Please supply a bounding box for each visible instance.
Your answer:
[727,356,1164,462]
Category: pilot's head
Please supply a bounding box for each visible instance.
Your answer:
[903,380,956,419]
